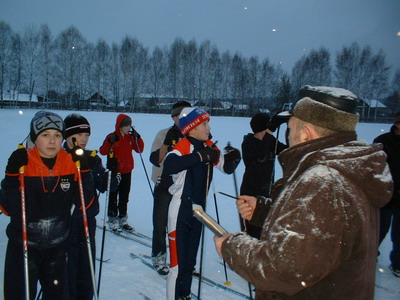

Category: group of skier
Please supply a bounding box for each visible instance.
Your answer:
[0,84,399,300]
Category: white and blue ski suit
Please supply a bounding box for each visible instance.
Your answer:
[164,136,239,299]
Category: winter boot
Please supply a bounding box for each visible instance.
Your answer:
[152,253,169,277]
[119,216,135,232]
[108,216,121,232]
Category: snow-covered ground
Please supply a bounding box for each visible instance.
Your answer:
[0,108,399,299]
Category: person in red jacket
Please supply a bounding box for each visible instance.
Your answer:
[99,114,144,232]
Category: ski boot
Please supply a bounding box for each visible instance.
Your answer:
[152,253,169,277]
[119,216,135,233]
[108,216,122,232]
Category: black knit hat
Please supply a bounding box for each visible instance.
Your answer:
[294,85,359,132]
[171,100,192,117]
[64,113,91,138]
[250,113,271,133]
[30,111,65,143]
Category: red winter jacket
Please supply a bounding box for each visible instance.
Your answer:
[99,114,144,174]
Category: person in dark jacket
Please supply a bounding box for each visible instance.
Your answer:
[149,100,191,276]
[214,86,393,300]
[374,111,400,277]
[0,111,94,300]
[99,114,144,232]
[240,112,287,238]
[63,113,120,299]
[164,107,241,300]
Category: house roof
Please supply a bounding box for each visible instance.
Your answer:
[361,99,386,108]
[1,92,38,102]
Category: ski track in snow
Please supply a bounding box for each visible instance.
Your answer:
[0,109,398,299]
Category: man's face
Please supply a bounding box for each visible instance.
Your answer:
[287,117,304,147]
[35,129,63,158]
[189,121,211,141]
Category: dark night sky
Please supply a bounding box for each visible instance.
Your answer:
[1,0,399,73]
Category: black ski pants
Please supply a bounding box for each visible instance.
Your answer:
[67,216,96,300]
[379,205,400,268]
[151,183,172,257]
[4,240,68,300]
[108,172,131,218]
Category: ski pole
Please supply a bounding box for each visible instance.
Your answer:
[74,146,99,300]
[211,181,231,286]
[197,163,211,300]
[230,143,253,300]
[218,191,237,200]
[97,167,112,296]
[268,125,281,196]
[18,144,30,300]
[133,133,154,196]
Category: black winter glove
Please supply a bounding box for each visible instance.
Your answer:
[6,147,28,173]
[198,146,220,164]
[224,145,241,162]
[71,139,96,170]
[163,127,182,146]
[223,144,241,174]
[108,134,120,144]
[129,128,141,139]
[267,113,290,132]
[107,156,118,173]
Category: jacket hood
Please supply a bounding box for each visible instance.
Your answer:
[280,133,393,209]
[115,114,130,132]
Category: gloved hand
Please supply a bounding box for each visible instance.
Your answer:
[267,113,290,132]
[198,146,220,164]
[107,156,118,173]
[163,127,181,146]
[223,144,241,174]
[129,128,141,139]
[71,140,96,170]
[6,147,28,173]
[224,145,241,163]
[108,134,120,144]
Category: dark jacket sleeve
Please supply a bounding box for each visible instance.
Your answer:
[163,152,202,175]
[0,176,20,216]
[150,149,161,167]
[249,196,273,227]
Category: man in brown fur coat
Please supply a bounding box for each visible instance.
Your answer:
[214,85,393,300]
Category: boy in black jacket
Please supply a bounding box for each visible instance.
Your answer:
[0,111,94,300]
[374,111,400,277]
[240,112,287,238]
[63,113,120,299]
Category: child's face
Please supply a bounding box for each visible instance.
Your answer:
[189,121,211,141]
[120,125,131,136]
[66,133,90,149]
[35,129,63,158]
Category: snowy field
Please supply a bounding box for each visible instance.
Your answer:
[0,108,399,299]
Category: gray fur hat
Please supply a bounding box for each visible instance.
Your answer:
[294,85,359,132]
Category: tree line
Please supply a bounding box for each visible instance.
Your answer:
[0,21,399,116]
